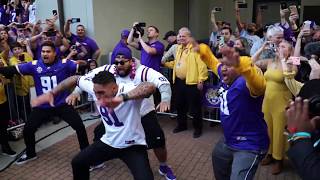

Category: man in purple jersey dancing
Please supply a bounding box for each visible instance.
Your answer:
[0,41,89,165]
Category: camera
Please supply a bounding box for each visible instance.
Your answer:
[213,7,222,12]
[71,45,77,50]
[280,2,288,10]
[16,23,26,29]
[133,22,146,38]
[269,42,277,52]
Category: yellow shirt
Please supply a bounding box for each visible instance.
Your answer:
[175,48,188,80]
[199,43,266,96]
[172,43,208,85]
[0,58,8,104]
[9,53,34,96]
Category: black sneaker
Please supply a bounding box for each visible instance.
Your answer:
[2,148,17,157]
[15,153,37,165]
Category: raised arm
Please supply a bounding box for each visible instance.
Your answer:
[64,19,72,38]
[199,43,220,76]
[235,3,244,32]
[127,22,140,49]
[210,10,219,33]
[294,29,310,57]
[280,6,289,26]
[221,47,266,96]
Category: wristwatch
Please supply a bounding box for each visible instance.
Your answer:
[121,93,129,102]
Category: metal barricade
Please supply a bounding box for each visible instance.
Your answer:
[159,67,221,123]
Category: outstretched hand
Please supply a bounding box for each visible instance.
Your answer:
[31,92,55,107]
[107,96,124,109]
[66,93,81,106]
[156,101,170,112]
[220,46,240,67]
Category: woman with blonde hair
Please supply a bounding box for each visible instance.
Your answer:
[253,37,297,174]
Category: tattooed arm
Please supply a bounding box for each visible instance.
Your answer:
[122,82,156,101]
[51,75,80,96]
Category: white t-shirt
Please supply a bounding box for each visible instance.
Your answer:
[77,76,146,148]
[91,61,170,116]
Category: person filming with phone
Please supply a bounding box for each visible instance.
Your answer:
[64,18,101,69]
[8,42,34,122]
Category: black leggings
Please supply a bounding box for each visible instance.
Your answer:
[72,140,154,180]
[24,104,89,157]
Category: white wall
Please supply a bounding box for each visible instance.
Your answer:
[35,0,59,28]
[63,0,95,37]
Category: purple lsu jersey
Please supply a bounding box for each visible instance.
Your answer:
[17,59,78,108]
[217,65,269,151]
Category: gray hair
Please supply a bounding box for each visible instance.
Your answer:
[178,27,192,36]
[266,25,284,39]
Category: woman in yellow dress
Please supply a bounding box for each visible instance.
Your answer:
[254,39,296,174]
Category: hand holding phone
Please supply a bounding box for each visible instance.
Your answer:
[289,56,301,65]
[213,7,222,13]
[280,2,288,10]
[52,10,58,16]
[289,5,298,15]
[70,18,81,24]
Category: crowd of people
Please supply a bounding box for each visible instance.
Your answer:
[0,0,319,180]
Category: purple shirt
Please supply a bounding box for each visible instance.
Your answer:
[138,40,164,72]
[110,40,131,64]
[70,34,99,60]
[217,65,269,151]
[17,59,78,108]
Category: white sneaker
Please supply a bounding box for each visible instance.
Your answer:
[89,163,105,172]
[15,153,37,165]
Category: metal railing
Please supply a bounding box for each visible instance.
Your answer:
[5,67,221,133]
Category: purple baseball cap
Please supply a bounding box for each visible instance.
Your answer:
[115,48,132,59]
[121,29,130,38]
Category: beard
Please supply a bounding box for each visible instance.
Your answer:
[117,68,131,77]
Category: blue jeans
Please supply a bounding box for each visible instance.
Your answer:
[212,138,266,180]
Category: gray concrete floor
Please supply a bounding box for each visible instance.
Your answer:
[0,112,100,171]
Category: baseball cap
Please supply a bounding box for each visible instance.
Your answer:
[163,31,176,40]
[114,48,132,59]
[121,29,130,38]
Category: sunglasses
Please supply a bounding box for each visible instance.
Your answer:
[114,60,129,65]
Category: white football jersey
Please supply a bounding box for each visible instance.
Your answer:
[86,61,170,116]
[77,76,146,148]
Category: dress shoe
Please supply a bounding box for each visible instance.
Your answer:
[173,126,187,133]
[261,154,273,165]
